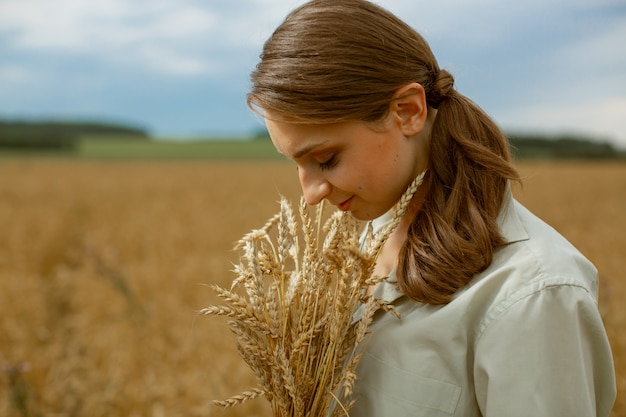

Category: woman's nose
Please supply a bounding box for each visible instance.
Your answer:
[298,166,331,205]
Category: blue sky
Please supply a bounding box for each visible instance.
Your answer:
[1,0,625,148]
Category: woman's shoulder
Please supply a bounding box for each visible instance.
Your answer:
[456,196,599,332]
[501,198,597,291]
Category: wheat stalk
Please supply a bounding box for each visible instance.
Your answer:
[201,171,426,417]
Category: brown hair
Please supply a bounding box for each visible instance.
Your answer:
[248,0,520,305]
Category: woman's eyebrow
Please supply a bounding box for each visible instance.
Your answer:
[293,141,328,159]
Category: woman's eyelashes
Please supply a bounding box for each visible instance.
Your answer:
[318,154,338,171]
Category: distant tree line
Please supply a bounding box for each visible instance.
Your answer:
[2,121,624,160]
[507,133,623,160]
[0,120,149,151]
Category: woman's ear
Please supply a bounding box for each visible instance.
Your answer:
[390,82,428,136]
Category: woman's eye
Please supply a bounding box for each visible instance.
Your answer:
[319,155,338,171]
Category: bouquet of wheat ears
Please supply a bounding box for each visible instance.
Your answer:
[201,171,425,417]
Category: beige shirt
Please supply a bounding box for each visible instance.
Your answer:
[349,193,616,417]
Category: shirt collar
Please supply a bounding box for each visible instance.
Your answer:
[497,186,530,245]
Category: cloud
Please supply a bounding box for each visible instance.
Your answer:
[0,0,313,79]
[0,0,224,76]
[493,11,626,148]
[551,14,626,84]
[0,64,37,83]
[496,96,626,148]
[133,45,214,76]
[0,0,216,48]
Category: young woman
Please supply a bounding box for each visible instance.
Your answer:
[247,0,616,415]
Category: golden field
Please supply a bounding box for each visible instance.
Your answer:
[0,160,624,416]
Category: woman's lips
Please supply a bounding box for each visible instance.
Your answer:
[337,196,354,211]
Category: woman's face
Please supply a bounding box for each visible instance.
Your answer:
[265,113,429,221]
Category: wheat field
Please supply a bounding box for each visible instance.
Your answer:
[0,160,624,416]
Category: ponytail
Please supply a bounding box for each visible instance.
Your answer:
[397,83,520,305]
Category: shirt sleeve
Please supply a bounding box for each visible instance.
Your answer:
[473,281,616,417]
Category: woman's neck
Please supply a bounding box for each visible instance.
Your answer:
[370,183,428,288]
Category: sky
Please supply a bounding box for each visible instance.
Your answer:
[1,0,625,148]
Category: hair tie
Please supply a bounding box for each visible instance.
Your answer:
[427,69,455,109]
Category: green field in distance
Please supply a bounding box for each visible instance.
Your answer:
[0,136,285,161]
